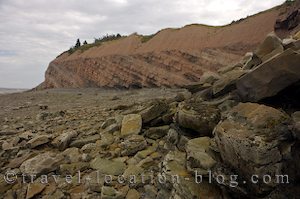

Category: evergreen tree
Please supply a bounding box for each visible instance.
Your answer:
[83,40,88,45]
[75,39,81,48]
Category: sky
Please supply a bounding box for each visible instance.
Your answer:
[0,0,284,88]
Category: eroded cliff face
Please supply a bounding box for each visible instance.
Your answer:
[38,2,299,89]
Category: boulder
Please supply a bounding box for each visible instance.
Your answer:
[61,147,81,163]
[98,133,115,148]
[255,32,284,62]
[237,49,300,102]
[0,174,13,194]
[27,135,50,148]
[121,114,142,136]
[69,134,100,148]
[144,125,170,139]
[90,157,126,175]
[101,186,123,199]
[140,101,168,123]
[120,135,147,156]
[20,152,63,177]
[213,103,294,194]
[186,137,217,175]
[126,189,140,199]
[26,183,46,199]
[52,130,77,151]
[175,101,220,136]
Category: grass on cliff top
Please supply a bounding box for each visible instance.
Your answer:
[65,34,125,56]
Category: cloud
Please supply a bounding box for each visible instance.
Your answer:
[0,0,284,88]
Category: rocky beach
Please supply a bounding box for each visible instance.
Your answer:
[1,1,300,198]
[1,30,300,198]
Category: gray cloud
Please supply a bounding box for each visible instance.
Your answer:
[0,0,284,88]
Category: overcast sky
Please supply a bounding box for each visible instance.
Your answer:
[0,0,284,88]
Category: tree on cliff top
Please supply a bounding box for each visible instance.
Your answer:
[75,39,81,48]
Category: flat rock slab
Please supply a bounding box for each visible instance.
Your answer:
[237,49,300,102]
[90,157,126,175]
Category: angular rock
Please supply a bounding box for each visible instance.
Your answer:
[61,147,81,163]
[90,157,126,175]
[217,62,242,74]
[162,150,189,180]
[186,137,217,175]
[173,178,223,199]
[121,114,142,137]
[103,123,119,134]
[26,183,46,199]
[123,165,144,178]
[101,118,117,129]
[60,162,89,175]
[20,152,62,177]
[7,151,36,168]
[27,135,50,148]
[126,189,140,199]
[0,174,13,194]
[212,69,248,97]
[120,135,147,156]
[294,31,300,40]
[144,125,170,139]
[255,32,284,61]
[101,186,123,199]
[98,133,115,148]
[140,101,168,123]
[213,103,294,194]
[243,53,262,70]
[70,134,100,148]
[52,130,77,151]
[237,49,300,102]
[175,101,220,136]
[199,71,221,85]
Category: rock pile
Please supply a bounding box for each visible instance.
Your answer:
[0,31,300,198]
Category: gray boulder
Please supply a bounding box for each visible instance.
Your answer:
[255,32,284,62]
[213,103,294,194]
[175,101,220,136]
[237,49,300,102]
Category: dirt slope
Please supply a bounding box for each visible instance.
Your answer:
[38,2,299,89]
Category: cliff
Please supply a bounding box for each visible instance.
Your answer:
[38,1,300,89]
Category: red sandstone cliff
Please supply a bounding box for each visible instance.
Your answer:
[37,2,300,89]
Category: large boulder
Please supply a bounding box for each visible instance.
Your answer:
[120,114,142,137]
[237,49,300,102]
[20,152,63,177]
[213,103,294,195]
[175,101,220,136]
[185,137,217,175]
[140,100,168,124]
[255,32,284,62]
